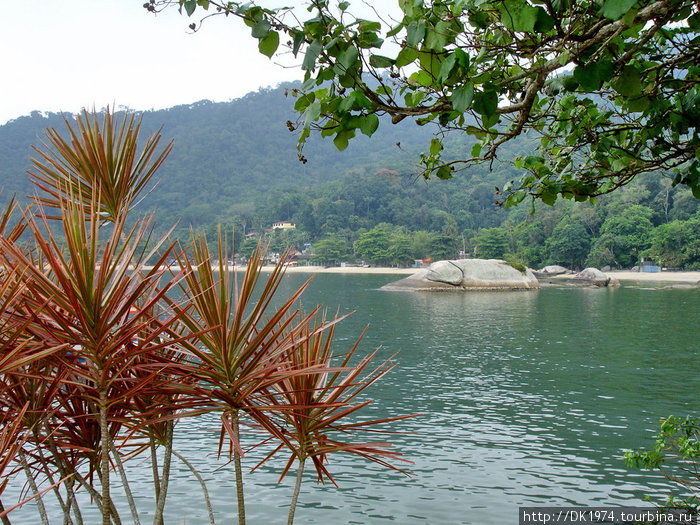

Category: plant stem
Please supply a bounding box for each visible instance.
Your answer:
[43,425,83,525]
[287,458,305,525]
[0,499,13,525]
[18,449,49,525]
[150,440,161,504]
[98,388,112,525]
[232,411,245,525]
[66,477,84,525]
[153,421,173,525]
[31,433,71,524]
[73,471,122,525]
[110,443,141,525]
[172,450,216,525]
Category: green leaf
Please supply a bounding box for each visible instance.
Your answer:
[612,65,643,97]
[626,96,650,112]
[406,20,426,47]
[251,20,271,38]
[499,0,539,32]
[573,61,614,91]
[358,20,381,33]
[305,99,322,126]
[302,39,323,71]
[409,70,433,87]
[183,0,197,16]
[395,47,418,67]
[294,93,315,112]
[473,90,498,118]
[338,45,359,71]
[533,7,555,32]
[436,165,453,179]
[386,22,404,38]
[438,52,458,83]
[471,142,482,157]
[601,0,637,20]
[359,114,380,137]
[292,31,305,57]
[430,138,442,156]
[418,50,442,79]
[369,54,395,68]
[541,189,557,205]
[339,1,350,10]
[334,132,350,151]
[258,30,279,58]
[451,83,474,112]
[425,20,451,51]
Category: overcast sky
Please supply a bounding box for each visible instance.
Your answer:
[0,0,305,125]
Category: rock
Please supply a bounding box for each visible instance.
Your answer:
[536,265,572,276]
[601,265,611,272]
[572,267,620,287]
[382,259,540,291]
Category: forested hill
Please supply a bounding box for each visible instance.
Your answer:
[0,84,441,225]
[2,85,699,271]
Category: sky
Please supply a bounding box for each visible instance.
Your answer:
[0,0,305,125]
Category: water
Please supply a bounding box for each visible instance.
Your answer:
[7,275,699,524]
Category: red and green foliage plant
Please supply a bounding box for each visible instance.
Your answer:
[0,108,413,525]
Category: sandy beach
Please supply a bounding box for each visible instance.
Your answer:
[606,270,700,283]
[255,265,700,283]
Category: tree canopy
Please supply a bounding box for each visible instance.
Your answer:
[148,0,699,205]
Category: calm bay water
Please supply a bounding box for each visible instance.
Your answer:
[8,275,700,524]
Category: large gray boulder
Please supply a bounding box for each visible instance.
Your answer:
[572,267,620,287]
[382,259,539,291]
[538,265,572,275]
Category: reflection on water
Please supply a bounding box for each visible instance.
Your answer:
[6,276,699,524]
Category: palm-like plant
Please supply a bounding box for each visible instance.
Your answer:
[259,318,414,525]
[28,108,172,223]
[0,107,415,525]
[0,192,186,525]
[166,232,327,525]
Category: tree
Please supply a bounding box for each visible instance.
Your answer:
[150,0,699,204]
[388,229,415,267]
[312,234,352,265]
[473,227,509,259]
[588,204,654,267]
[545,217,592,270]
[354,224,391,265]
[648,217,700,268]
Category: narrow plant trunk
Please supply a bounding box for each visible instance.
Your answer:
[98,388,112,525]
[287,459,305,525]
[44,426,83,525]
[153,421,173,525]
[92,470,123,525]
[18,449,49,525]
[172,450,216,525]
[150,440,161,504]
[232,411,245,525]
[66,477,84,525]
[0,499,13,525]
[110,443,141,525]
[31,435,71,524]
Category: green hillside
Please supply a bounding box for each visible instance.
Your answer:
[2,85,699,270]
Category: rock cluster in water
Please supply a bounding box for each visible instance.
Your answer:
[381,259,540,291]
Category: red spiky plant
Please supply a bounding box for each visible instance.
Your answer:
[257,316,414,525]
[0,107,415,525]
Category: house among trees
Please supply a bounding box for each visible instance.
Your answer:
[272,221,296,230]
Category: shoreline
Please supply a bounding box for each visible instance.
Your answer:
[258,265,700,283]
[157,263,700,283]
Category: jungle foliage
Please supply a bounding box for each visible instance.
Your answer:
[149,0,699,205]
